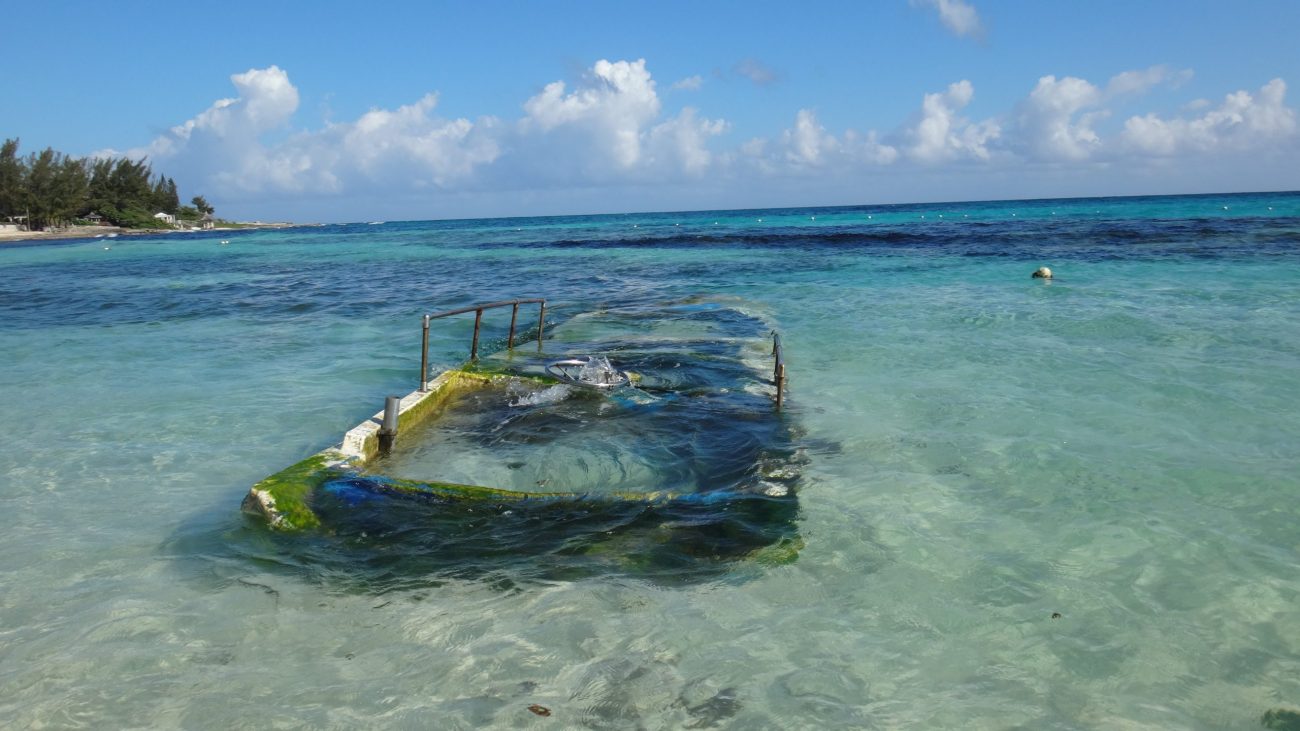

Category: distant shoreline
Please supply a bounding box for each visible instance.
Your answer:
[0,222,300,245]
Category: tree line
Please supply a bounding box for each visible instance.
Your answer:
[0,137,214,231]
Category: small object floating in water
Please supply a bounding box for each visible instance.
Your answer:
[1051,612,1062,619]
[1222,206,1228,210]
[1032,266,1053,279]
[103,246,110,250]
[528,704,551,717]
[546,356,628,389]
[220,240,229,245]
[368,221,385,225]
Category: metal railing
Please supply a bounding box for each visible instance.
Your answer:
[772,331,787,409]
[420,298,546,390]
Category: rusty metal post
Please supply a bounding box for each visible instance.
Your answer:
[536,301,546,351]
[776,363,786,409]
[471,308,483,360]
[419,314,430,391]
[508,302,519,349]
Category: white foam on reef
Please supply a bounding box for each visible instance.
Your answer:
[510,384,572,407]
[577,356,622,386]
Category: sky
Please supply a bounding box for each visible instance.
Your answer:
[2,0,1298,221]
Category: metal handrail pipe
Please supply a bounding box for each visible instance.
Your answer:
[420,298,547,390]
[424,298,545,320]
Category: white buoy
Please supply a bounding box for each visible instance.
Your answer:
[1032,266,1053,279]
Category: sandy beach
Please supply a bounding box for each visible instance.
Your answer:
[0,225,129,243]
[0,223,299,244]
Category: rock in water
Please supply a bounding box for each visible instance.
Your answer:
[1262,708,1300,730]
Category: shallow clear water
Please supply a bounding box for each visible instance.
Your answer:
[2,192,1299,728]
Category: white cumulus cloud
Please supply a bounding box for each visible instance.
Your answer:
[734,58,781,86]
[783,109,839,166]
[106,66,301,183]
[516,59,727,181]
[671,75,704,92]
[1016,75,1106,161]
[110,65,497,195]
[1122,78,1296,155]
[99,59,1298,220]
[903,80,1000,162]
[521,59,663,168]
[778,109,897,167]
[912,0,984,39]
[1106,65,1193,97]
[108,59,733,199]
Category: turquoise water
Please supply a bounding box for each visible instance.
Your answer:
[2,192,1299,728]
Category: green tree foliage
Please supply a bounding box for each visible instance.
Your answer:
[0,138,24,220]
[0,137,210,230]
[191,195,214,216]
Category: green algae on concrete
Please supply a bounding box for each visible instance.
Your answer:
[242,453,340,531]
[368,473,683,505]
[342,368,500,464]
[244,366,508,531]
[242,365,681,532]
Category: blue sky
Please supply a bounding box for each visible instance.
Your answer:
[3,0,1298,221]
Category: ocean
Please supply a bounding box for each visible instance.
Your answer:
[1,191,1298,728]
